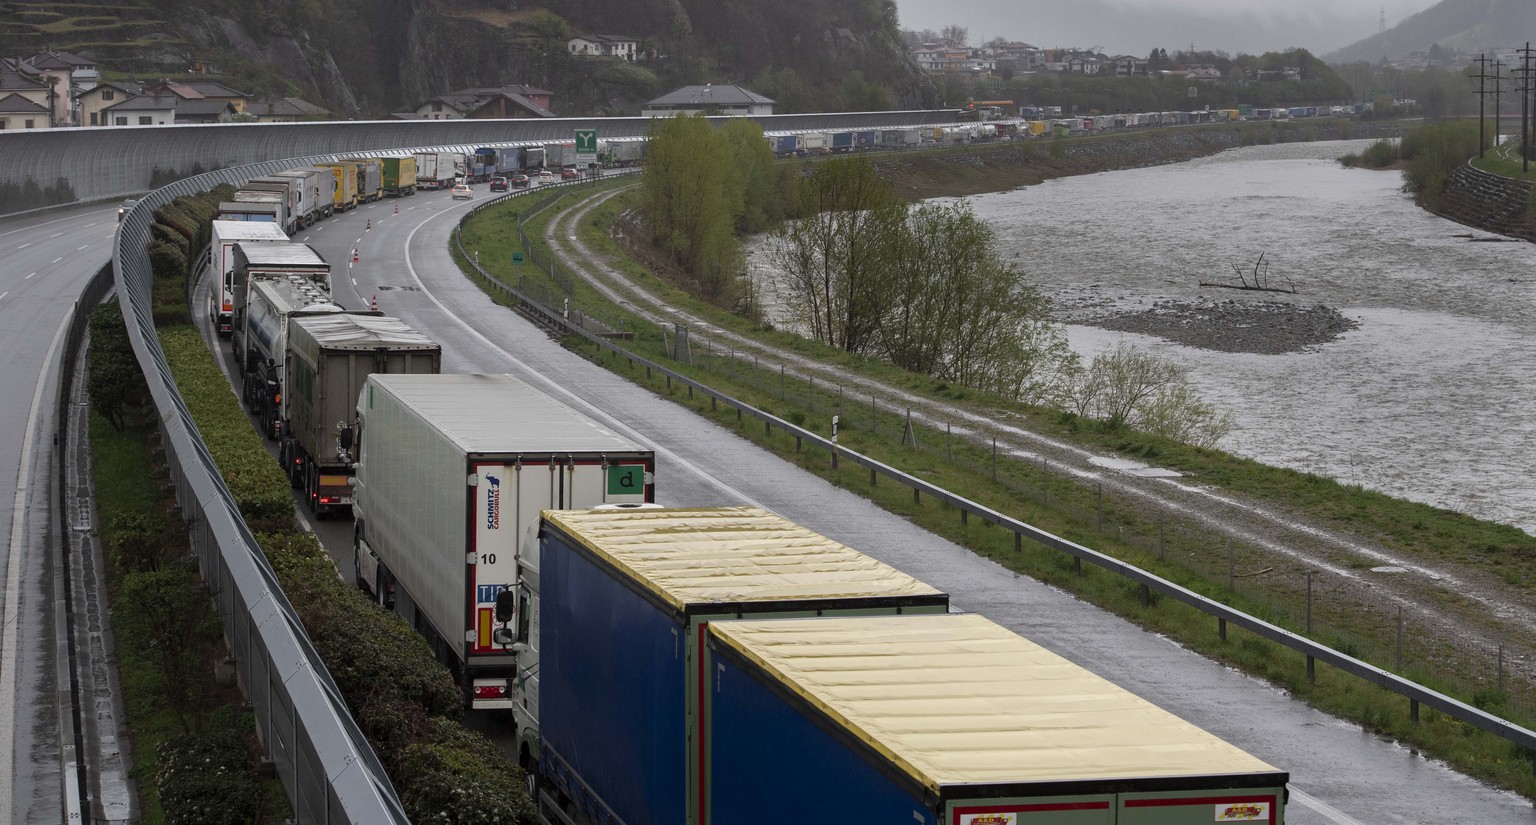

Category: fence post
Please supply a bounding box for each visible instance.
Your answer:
[809,375,815,412]
[1306,571,1313,635]
[1395,607,1403,670]
[871,395,877,432]
[1096,483,1102,532]
[946,423,952,461]
[903,408,915,448]
[1158,521,1165,561]
[1228,540,1235,591]
[991,438,997,481]
[780,364,785,399]
[1499,645,1505,693]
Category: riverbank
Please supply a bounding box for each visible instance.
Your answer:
[874,119,1412,201]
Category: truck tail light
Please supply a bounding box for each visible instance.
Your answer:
[474,685,507,699]
[222,302,233,312]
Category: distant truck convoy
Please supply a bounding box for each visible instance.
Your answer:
[279,314,440,517]
[349,373,655,709]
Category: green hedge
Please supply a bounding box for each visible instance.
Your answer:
[159,326,294,531]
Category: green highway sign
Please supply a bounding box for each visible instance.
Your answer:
[575,129,598,161]
[512,251,525,264]
[607,464,644,495]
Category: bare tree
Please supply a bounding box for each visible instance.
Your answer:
[940,25,969,47]
[1062,342,1233,446]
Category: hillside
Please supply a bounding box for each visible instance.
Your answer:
[0,0,932,116]
[1326,0,1536,63]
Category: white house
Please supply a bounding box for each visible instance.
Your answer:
[568,35,639,61]
[642,84,774,117]
[100,94,176,127]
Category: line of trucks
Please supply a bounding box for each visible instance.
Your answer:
[207,224,1288,824]
[338,372,1290,824]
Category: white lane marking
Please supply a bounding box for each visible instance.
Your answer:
[0,208,114,240]
[76,245,88,251]
[1289,787,1367,825]
[24,273,35,280]
[50,257,63,264]
[0,314,71,815]
[17,243,30,250]
[400,205,759,507]
[0,292,8,301]
[48,233,63,239]
[351,278,357,286]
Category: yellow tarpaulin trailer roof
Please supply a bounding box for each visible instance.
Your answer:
[708,614,1281,795]
[540,507,945,612]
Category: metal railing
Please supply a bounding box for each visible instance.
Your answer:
[452,201,1536,760]
[114,156,418,823]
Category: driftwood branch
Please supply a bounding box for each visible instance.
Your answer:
[1198,252,1297,293]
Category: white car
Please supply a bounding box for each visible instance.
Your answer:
[536,169,556,181]
[451,184,473,200]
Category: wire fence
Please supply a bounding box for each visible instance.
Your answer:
[453,207,1536,765]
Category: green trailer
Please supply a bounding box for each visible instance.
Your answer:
[380,156,417,197]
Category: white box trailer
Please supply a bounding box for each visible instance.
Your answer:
[414,151,465,189]
[275,167,336,223]
[208,220,290,336]
[351,373,656,709]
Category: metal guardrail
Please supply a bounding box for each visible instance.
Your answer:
[114,157,415,823]
[451,197,1536,759]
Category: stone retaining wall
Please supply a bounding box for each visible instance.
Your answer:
[1433,163,1536,241]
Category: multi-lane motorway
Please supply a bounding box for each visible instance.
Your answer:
[6,183,1535,824]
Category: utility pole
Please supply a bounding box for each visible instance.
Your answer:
[1474,53,1492,158]
[1522,43,1535,171]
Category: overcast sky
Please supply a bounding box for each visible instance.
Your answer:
[895,0,1438,56]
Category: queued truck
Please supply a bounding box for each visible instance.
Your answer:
[242,176,306,227]
[233,276,342,441]
[229,241,331,340]
[702,614,1289,825]
[414,151,464,190]
[379,156,418,197]
[227,190,293,234]
[273,167,335,225]
[279,314,441,517]
[349,373,656,710]
[523,506,950,825]
[339,157,384,202]
[207,220,290,336]
[316,161,360,210]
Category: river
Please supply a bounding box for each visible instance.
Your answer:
[751,140,1536,535]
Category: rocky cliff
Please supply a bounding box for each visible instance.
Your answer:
[2,0,930,117]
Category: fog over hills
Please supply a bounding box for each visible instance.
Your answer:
[1327,0,1536,63]
[896,0,1430,56]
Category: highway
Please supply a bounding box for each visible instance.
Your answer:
[0,207,117,823]
[7,180,1535,823]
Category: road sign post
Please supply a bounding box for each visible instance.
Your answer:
[575,129,598,166]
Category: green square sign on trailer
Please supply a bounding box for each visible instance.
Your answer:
[575,129,598,164]
[607,464,644,494]
[512,251,525,264]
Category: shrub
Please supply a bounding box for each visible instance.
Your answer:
[396,719,539,825]
[117,561,222,733]
[157,731,262,825]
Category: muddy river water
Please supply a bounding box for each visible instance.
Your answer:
[752,140,1536,535]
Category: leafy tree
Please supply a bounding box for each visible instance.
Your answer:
[1059,343,1232,446]
[117,562,220,733]
[717,118,782,233]
[642,114,741,300]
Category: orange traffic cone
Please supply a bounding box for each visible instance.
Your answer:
[394,204,399,215]
[370,294,377,311]
[366,218,371,231]
[352,248,359,263]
